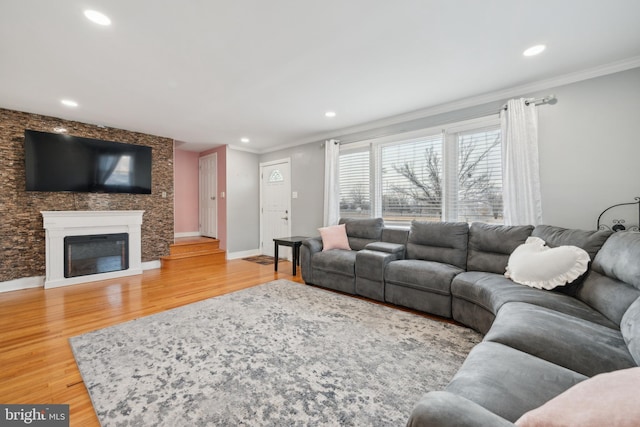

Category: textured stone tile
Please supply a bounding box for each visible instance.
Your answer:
[0,108,174,282]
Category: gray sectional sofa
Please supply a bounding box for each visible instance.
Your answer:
[300,217,640,426]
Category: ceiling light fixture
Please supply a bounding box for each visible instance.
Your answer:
[84,9,111,26]
[523,44,546,57]
[240,137,250,143]
[60,99,78,108]
[325,111,336,118]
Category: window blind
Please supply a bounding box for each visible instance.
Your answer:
[339,150,371,218]
[448,127,502,223]
[380,135,443,222]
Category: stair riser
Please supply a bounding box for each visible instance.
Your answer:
[170,241,220,255]
[161,252,226,270]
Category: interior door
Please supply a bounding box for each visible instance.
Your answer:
[199,153,217,238]
[261,160,291,257]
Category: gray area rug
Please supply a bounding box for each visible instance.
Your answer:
[70,280,481,426]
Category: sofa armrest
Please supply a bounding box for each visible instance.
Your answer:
[364,241,405,257]
[302,236,323,253]
[407,391,514,427]
[300,237,323,284]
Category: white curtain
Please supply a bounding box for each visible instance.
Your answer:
[500,98,543,225]
[323,139,340,226]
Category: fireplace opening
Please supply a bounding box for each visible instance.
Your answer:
[64,233,129,278]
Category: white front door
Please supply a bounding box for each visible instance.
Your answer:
[260,159,291,257]
[199,153,217,238]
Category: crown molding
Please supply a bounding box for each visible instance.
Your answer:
[227,143,261,154]
[259,137,324,155]
[297,56,640,146]
[251,56,640,156]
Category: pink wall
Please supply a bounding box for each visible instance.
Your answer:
[174,145,227,249]
[174,148,200,234]
[200,145,227,250]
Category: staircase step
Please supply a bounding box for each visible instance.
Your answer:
[170,237,220,255]
[161,237,225,269]
[160,248,226,270]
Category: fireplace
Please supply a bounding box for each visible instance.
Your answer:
[64,233,129,278]
[42,210,144,288]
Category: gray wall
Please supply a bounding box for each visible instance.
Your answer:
[535,67,640,229]
[226,147,260,253]
[260,141,325,237]
[255,66,640,233]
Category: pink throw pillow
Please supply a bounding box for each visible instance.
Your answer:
[319,224,351,251]
[515,367,640,427]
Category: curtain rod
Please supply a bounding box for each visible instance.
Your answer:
[502,94,556,111]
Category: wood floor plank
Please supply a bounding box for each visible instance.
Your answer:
[0,259,303,426]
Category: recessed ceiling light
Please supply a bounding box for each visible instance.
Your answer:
[53,127,68,133]
[61,99,78,108]
[84,10,111,26]
[325,111,336,118]
[523,44,546,57]
[240,137,250,143]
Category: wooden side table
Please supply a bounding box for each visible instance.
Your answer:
[273,236,307,276]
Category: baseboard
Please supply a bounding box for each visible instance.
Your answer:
[142,260,161,270]
[227,249,261,260]
[175,231,201,238]
[0,263,160,294]
[0,276,45,293]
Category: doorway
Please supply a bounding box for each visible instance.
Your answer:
[260,158,291,257]
[199,153,217,238]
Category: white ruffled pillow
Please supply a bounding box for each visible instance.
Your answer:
[505,236,590,290]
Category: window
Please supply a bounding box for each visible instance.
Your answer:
[338,116,502,225]
[268,169,284,182]
[339,149,370,218]
[450,127,502,223]
[381,134,443,222]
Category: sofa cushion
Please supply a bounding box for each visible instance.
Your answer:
[621,296,640,365]
[485,302,636,377]
[408,391,514,427]
[311,249,357,276]
[339,217,384,250]
[577,231,640,325]
[504,236,590,290]
[590,231,640,289]
[451,271,617,329]
[445,341,587,422]
[515,367,640,427]
[576,271,640,327]
[452,297,496,334]
[386,259,464,296]
[318,223,351,251]
[531,225,612,295]
[531,225,611,261]
[467,222,534,274]
[406,221,469,269]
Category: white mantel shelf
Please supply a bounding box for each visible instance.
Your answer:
[41,210,144,289]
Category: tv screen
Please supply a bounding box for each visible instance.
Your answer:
[24,130,152,194]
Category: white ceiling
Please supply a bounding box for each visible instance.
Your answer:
[1,1,640,153]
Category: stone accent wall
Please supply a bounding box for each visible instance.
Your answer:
[0,108,174,283]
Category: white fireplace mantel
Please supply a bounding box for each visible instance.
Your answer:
[41,210,144,288]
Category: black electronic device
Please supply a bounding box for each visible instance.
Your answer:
[24,129,152,194]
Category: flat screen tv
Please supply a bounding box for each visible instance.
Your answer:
[25,130,152,194]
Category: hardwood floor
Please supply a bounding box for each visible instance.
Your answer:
[0,259,303,426]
